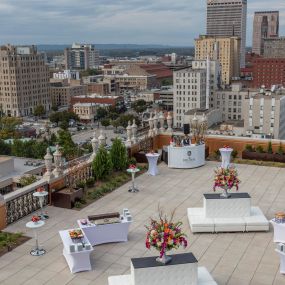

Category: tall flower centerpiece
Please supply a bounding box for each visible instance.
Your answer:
[213,166,240,198]
[145,211,188,264]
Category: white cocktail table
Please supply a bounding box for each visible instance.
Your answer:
[219,148,233,169]
[146,153,159,176]
[59,229,93,273]
[275,249,285,274]
[127,168,140,193]
[33,191,49,220]
[77,216,132,246]
[271,220,285,243]
[26,220,45,256]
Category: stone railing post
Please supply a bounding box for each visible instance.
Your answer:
[52,145,63,177]
[126,121,132,146]
[0,195,6,230]
[98,130,106,146]
[148,113,154,137]
[89,131,99,162]
[153,111,158,135]
[167,112,173,133]
[44,147,54,180]
[131,119,138,144]
[159,112,165,133]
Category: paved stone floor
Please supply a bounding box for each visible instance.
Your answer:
[1,161,285,285]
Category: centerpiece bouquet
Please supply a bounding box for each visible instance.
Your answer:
[213,166,240,198]
[31,215,40,223]
[37,187,45,193]
[145,210,188,264]
[69,229,84,240]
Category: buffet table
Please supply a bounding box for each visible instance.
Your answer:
[59,229,93,273]
[77,216,132,246]
[271,220,285,243]
[145,153,160,176]
[168,144,205,169]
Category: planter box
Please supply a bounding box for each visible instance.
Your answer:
[242,151,285,163]
[52,188,83,209]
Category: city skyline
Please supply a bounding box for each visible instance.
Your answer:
[0,0,284,46]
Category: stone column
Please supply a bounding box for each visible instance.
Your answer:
[166,112,173,133]
[126,121,132,146]
[159,112,165,133]
[148,114,154,137]
[98,130,106,146]
[0,195,6,230]
[89,131,99,162]
[44,147,54,180]
[131,119,138,144]
[153,111,158,135]
[52,145,63,177]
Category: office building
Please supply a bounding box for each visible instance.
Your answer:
[206,0,247,68]
[64,43,99,70]
[252,11,279,55]
[263,37,285,58]
[195,35,240,85]
[0,45,50,117]
[173,68,207,128]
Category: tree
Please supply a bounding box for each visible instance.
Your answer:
[0,139,11,155]
[96,107,108,120]
[111,119,120,130]
[33,105,45,117]
[57,129,77,160]
[117,114,140,128]
[0,117,22,139]
[110,138,128,171]
[51,104,58,112]
[92,145,112,180]
[132,99,147,113]
[49,111,79,129]
[161,78,173,86]
[101,118,110,129]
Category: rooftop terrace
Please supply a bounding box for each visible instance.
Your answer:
[1,161,285,285]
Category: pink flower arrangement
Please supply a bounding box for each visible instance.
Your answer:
[213,166,240,191]
[223,145,230,149]
[145,212,187,258]
[128,164,137,170]
[31,216,40,223]
[37,187,45,193]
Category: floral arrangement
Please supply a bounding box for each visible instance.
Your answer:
[145,211,188,259]
[37,187,45,193]
[128,164,137,170]
[31,216,40,223]
[69,229,83,239]
[222,145,231,149]
[213,166,240,191]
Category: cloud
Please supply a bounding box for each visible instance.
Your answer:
[0,0,284,46]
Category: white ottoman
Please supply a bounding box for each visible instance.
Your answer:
[244,207,269,232]
[189,215,215,233]
[214,218,245,232]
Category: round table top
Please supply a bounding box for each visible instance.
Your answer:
[26,220,45,229]
[127,168,140,173]
[33,191,48,197]
[219,148,233,152]
[146,153,160,157]
[270,219,285,226]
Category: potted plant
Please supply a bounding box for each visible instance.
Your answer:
[145,210,188,265]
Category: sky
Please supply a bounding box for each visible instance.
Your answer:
[0,0,284,46]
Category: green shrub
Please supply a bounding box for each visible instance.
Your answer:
[110,138,128,171]
[74,201,82,208]
[267,141,273,154]
[86,177,95,188]
[92,145,112,180]
[76,181,85,189]
[231,150,238,159]
[128,157,137,166]
[277,142,284,155]
[214,150,220,160]
[256,145,264,153]
[245,144,254,152]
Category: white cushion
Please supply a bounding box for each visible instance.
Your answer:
[190,215,215,227]
[214,218,245,226]
[244,207,269,226]
[188,208,204,216]
[108,275,132,285]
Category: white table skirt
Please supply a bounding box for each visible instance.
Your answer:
[146,153,159,176]
[78,219,131,246]
[276,249,285,274]
[271,220,285,243]
[219,148,233,169]
[59,229,93,273]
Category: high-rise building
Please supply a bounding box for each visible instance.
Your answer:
[263,37,285,58]
[252,11,279,55]
[0,45,50,117]
[206,0,247,68]
[64,43,100,70]
[195,35,240,85]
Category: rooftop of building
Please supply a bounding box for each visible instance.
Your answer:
[72,94,121,99]
[2,161,285,284]
[184,108,213,115]
[73,102,110,107]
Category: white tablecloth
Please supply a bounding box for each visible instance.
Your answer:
[59,229,93,273]
[219,148,233,169]
[271,220,285,243]
[146,153,159,176]
[78,218,131,246]
[276,249,285,274]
